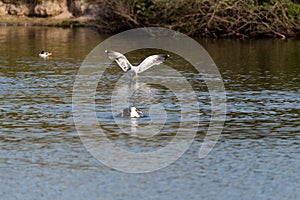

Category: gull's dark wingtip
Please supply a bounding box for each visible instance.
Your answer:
[163,54,170,60]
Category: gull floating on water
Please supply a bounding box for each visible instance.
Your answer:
[117,107,143,118]
[105,50,169,79]
[39,51,52,59]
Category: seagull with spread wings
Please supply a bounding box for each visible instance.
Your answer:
[105,50,170,79]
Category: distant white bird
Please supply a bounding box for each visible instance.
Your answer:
[118,107,143,118]
[105,50,170,79]
[39,51,52,59]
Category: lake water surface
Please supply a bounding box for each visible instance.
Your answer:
[0,27,299,199]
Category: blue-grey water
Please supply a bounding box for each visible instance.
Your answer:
[0,27,300,199]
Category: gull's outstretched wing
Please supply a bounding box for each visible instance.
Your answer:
[105,50,132,72]
[136,54,170,73]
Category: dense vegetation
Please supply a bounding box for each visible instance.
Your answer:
[1,0,300,38]
[98,0,300,38]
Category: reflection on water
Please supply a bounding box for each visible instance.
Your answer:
[200,39,300,140]
[0,27,300,199]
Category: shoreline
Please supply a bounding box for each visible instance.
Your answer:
[0,15,94,27]
[0,0,300,38]
[1,14,299,39]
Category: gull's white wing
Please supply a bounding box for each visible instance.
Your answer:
[136,54,170,73]
[105,50,132,72]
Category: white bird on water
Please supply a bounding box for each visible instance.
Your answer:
[105,50,170,79]
[39,51,52,59]
[118,107,143,118]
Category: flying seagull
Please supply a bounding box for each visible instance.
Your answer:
[105,50,170,79]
